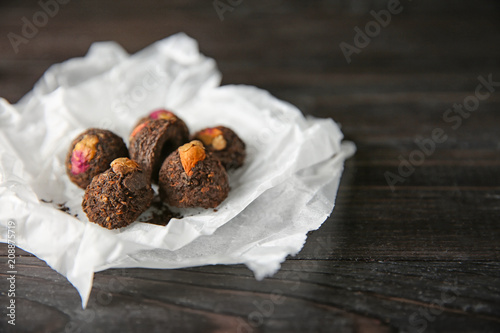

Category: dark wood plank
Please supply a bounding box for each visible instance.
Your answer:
[1,254,499,332]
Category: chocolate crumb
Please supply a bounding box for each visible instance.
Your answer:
[41,199,73,215]
[57,203,71,213]
[138,199,181,226]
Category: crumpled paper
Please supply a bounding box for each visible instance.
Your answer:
[0,33,355,307]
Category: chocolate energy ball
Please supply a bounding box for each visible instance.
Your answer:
[129,114,189,182]
[66,128,129,189]
[192,126,245,170]
[82,158,154,229]
[159,140,229,209]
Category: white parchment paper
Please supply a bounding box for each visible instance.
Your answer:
[0,33,355,307]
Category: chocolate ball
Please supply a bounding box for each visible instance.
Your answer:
[129,112,189,182]
[66,128,128,189]
[159,141,229,209]
[82,158,154,229]
[192,126,245,170]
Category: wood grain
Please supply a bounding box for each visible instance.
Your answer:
[1,0,500,332]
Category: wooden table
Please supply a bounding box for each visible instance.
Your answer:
[1,1,499,332]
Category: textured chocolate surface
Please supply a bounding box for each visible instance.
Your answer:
[65,128,129,189]
[192,126,245,170]
[129,119,189,182]
[82,159,153,229]
[159,149,229,209]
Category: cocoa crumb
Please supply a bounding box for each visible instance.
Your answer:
[41,199,73,215]
[138,199,181,226]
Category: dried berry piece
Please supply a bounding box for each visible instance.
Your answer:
[66,128,129,189]
[192,126,245,170]
[129,114,189,182]
[133,109,187,130]
[159,141,229,209]
[82,157,154,229]
[149,109,176,121]
[70,134,99,175]
[129,122,148,139]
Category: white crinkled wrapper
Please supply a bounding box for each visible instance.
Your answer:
[0,33,355,307]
